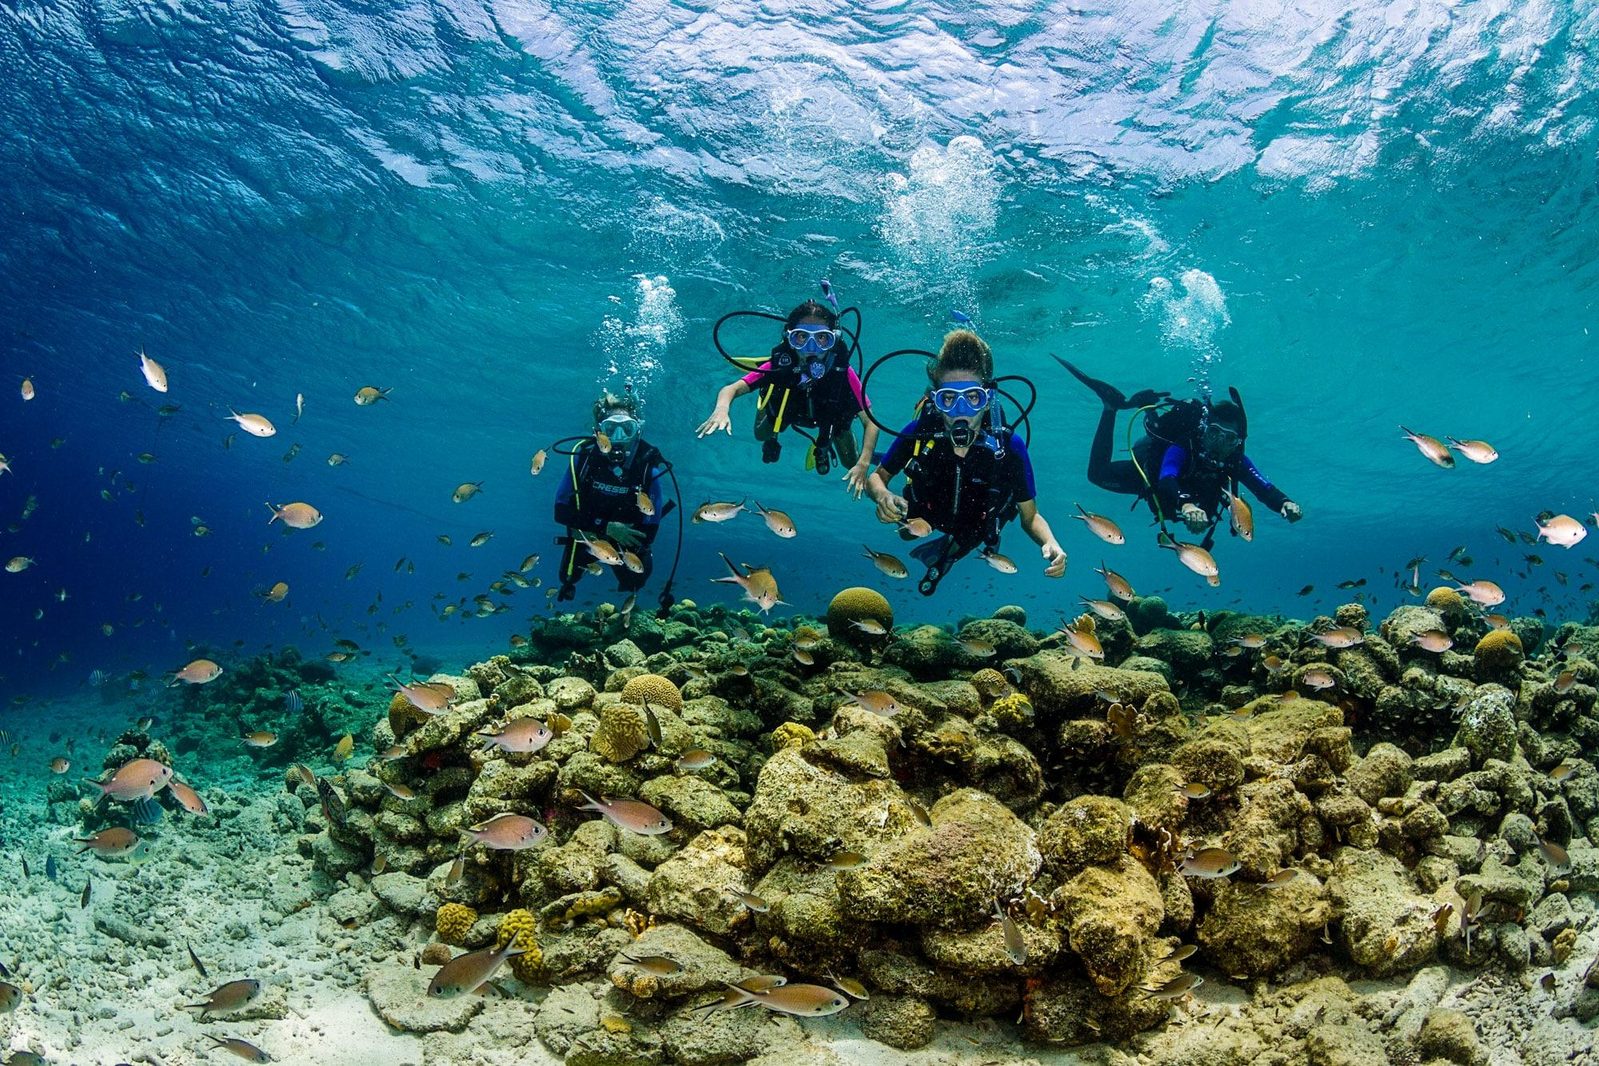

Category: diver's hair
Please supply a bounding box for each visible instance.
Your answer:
[929,329,993,384]
[1208,399,1244,432]
[592,389,639,424]
[783,300,838,331]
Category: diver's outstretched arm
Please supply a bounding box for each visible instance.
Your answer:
[696,380,752,437]
[1017,500,1067,577]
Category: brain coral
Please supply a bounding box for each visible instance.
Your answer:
[1473,628,1524,683]
[592,700,651,763]
[827,587,893,644]
[620,673,683,714]
[435,902,477,945]
[494,908,544,984]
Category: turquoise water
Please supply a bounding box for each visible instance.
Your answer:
[5,1,1599,688]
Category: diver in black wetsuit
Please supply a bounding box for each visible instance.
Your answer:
[864,330,1067,595]
[553,391,671,602]
[1056,356,1302,545]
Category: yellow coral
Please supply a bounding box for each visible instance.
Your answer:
[1473,628,1524,681]
[970,668,1010,704]
[388,691,430,740]
[494,909,544,984]
[435,902,478,946]
[591,701,650,763]
[827,587,893,644]
[620,673,683,713]
[1425,587,1464,611]
[770,721,816,752]
[990,692,1034,728]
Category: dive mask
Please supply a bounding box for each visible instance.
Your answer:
[1201,423,1240,459]
[930,383,992,419]
[786,326,837,353]
[598,413,640,448]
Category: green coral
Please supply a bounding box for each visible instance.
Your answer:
[494,908,545,983]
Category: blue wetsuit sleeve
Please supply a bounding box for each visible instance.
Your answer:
[553,461,582,528]
[878,419,921,478]
[1008,433,1037,501]
[1238,455,1289,511]
[1155,444,1187,513]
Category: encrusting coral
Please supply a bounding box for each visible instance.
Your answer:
[435,902,477,945]
[494,908,544,984]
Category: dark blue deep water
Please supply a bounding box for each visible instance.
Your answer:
[5,0,1599,693]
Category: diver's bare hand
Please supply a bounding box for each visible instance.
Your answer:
[873,491,909,524]
[842,462,870,499]
[695,408,732,438]
[1179,503,1209,532]
[1042,541,1067,578]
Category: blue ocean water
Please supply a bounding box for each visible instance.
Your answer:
[5,0,1599,693]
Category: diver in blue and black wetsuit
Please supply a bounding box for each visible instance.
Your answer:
[865,330,1067,595]
[553,391,671,602]
[1056,356,1302,546]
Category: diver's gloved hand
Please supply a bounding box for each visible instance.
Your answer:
[1281,501,1303,523]
[605,522,643,548]
[557,583,576,603]
[1041,540,1067,578]
[1124,388,1169,410]
[1180,504,1209,532]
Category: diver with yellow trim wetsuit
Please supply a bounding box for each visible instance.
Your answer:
[696,297,879,497]
[1056,356,1302,548]
[864,330,1067,595]
[553,391,672,602]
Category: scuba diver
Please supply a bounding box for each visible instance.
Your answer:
[864,329,1067,595]
[552,390,676,604]
[1055,356,1302,547]
[696,294,880,497]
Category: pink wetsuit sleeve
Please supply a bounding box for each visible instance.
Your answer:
[740,361,774,388]
[846,367,866,410]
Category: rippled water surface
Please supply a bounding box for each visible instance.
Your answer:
[5,0,1599,680]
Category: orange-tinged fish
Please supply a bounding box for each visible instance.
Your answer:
[1312,626,1364,649]
[897,517,933,538]
[138,349,168,393]
[981,549,1018,574]
[1299,668,1336,690]
[845,689,900,717]
[184,978,262,1017]
[389,675,453,714]
[429,942,526,998]
[206,1036,271,1063]
[1073,503,1125,545]
[675,749,716,772]
[621,550,645,574]
[227,410,276,437]
[862,545,908,578]
[530,450,547,475]
[50,756,70,774]
[243,731,279,748]
[582,534,623,566]
[636,490,655,516]
[333,734,354,761]
[172,658,223,685]
[1410,630,1452,653]
[711,554,785,613]
[452,481,484,503]
[76,827,140,857]
[20,378,34,401]
[265,501,322,529]
[169,779,210,816]
[460,812,548,851]
[1178,846,1240,879]
[1536,514,1587,549]
[752,501,797,538]
[733,982,851,1018]
[353,385,391,405]
[1079,597,1126,622]
[1454,579,1506,607]
[1159,536,1218,578]
[261,581,290,604]
[577,790,672,835]
[92,757,174,802]
[693,499,746,523]
[1400,426,1454,468]
[1447,437,1498,464]
[478,718,553,754]
[1226,490,1253,542]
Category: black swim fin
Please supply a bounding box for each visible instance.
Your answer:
[1051,354,1127,409]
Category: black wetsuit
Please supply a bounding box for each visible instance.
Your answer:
[745,348,864,469]
[553,439,667,596]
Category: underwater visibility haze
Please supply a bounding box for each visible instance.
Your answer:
[3,1,1599,1064]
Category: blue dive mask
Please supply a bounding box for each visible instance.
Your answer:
[930,382,992,418]
[786,326,837,353]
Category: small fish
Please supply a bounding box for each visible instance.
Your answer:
[469,531,495,548]
[1159,535,1219,578]
[261,581,290,604]
[1447,437,1499,464]
[995,899,1026,964]
[622,954,683,977]
[188,943,210,979]
[828,973,869,1000]
[958,637,996,658]
[897,516,933,538]
[81,878,93,908]
[333,734,354,761]
[327,452,349,466]
[641,697,664,749]
[1410,630,1453,653]
[1092,562,1134,600]
[577,791,673,835]
[264,501,323,529]
[353,385,392,405]
[676,749,716,772]
[792,647,816,666]
[1165,944,1198,964]
[1336,578,1366,590]
[207,1035,273,1063]
[733,890,769,912]
[76,827,141,857]
[950,308,972,325]
[169,779,209,816]
[1262,869,1302,889]
[1454,579,1506,607]
[316,777,347,829]
[1299,668,1336,691]
[1550,759,1579,781]
[4,556,34,573]
[820,278,839,310]
[827,851,867,870]
[50,756,69,774]
[1226,490,1254,542]
[693,499,746,523]
[849,618,888,637]
[461,812,548,851]
[1079,597,1126,622]
[428,942,526,998]
[1178,847,1240,879]
[228,409,276,437]
[862,545,909,579]
[1399,426,1455,468]
[1143,972,1204,1000]
[452,481,485,504]
[1177,782,1211,801]
[736,982,851,1017]
[479,718,554,754]
[284,689,304,714]
[595,429,612,453]
[138,348,168,392]
[20,377,35,401]
[752,501,797,538]
[447,855,465,884]
[1057,615,1105,660]
[243,731,279,748]
[621,550,645,574]
[389,675,454,714]
[93,758,174,802]
[1312,626,1365,649]
[981,549,1019,574]
[1232,633,1267,649]
[1537,513,1587,549]
[1538,835,1571,874]
[845,689,900,717]
[1073,503,1125,545]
